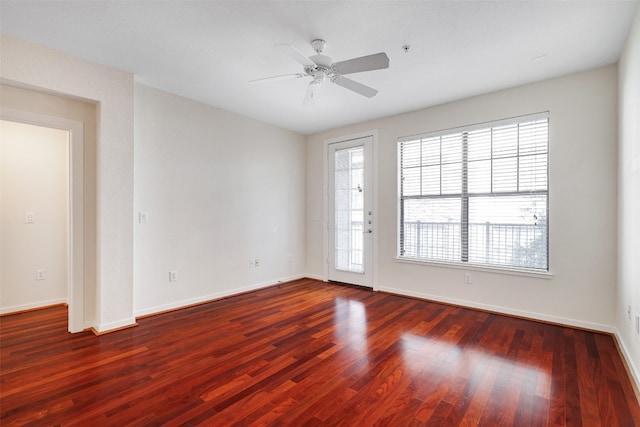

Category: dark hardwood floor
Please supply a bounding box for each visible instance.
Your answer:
[1,278,639,426]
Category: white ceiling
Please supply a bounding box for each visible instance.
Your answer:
[1,1,637,135]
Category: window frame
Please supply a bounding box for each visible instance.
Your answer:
[397,112,551,275]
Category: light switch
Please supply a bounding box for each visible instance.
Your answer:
[25,212,35,223]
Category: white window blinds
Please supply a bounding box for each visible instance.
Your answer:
[399,113,549,271]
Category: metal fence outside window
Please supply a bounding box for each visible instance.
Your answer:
[401,221,547,270]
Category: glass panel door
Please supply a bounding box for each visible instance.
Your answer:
[328,136,373,287]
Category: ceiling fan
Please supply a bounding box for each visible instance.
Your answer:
[251,39,390,105]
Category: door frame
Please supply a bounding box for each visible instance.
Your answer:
[323,130,379,290]
[1,107,84,333]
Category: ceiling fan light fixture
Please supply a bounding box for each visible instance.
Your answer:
[311,70,326,83]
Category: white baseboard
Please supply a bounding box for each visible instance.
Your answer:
[275,274,309,284]
[377,285,615,333]
[133,275,307,318]
[304,273,325,281]
[93,317,137,334]
[0,298,67,315]
[613,328,640,400]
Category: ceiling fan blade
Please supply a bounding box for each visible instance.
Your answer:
[332,75,378,98]
[303,82,322,105]
[249,73,306,83]
[333,52,389,75]
[275,44,317,68]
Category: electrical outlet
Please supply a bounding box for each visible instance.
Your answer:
[36,269,45,281]
[254,259,260,268]
[169,271,178,282]
[464,272,472,284]
[139,212,149,223]
[25,212,36,223]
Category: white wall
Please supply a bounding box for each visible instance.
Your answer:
[307,65,618,332]
[134,84,306,316]
[0,121,68,312]
[0,34,135,332]
[617,4,640,391]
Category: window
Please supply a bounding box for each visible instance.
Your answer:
[399,113,549,271]
[334,145,364,273]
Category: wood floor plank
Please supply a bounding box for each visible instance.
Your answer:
[1,278,638,426]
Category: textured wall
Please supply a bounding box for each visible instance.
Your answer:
[133,84,307,316]
[617,3,640,392]
[307,66,618,332]
[1,34,135,331]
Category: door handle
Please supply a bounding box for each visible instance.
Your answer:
[364,229,373,234]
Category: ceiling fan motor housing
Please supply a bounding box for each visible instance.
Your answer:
[307,54,334,81]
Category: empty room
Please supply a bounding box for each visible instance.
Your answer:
[1,1,639,425]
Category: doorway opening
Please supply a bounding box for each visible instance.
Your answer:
[0,109,84,332]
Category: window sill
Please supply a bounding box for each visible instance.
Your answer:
[395,257,554,280]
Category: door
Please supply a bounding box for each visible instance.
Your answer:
[328,136,373,287]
